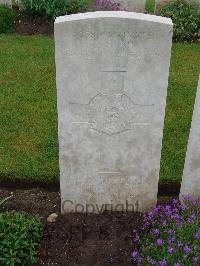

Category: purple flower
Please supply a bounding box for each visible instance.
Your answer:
[168,229,176,234]
[147,256,156,265]
[168,237,176,244]
[157,238,163,246]
[131,250,138,258]
[162,220,168,226]
[193,200,200,206]
[176,221,183,227]
[159,259,167,266]
[172,214,182,221]
[192,257,200,264]
[174,263,182,266]
[181,204,188,211]
[165,205,171,212]
[132,235,139,242]
[183,245,192,253]
[186,217,193,223]
[194,229,200,239]
[182,195,190,202]
[89,0,121,11]
[151,206,160,216]
[172,198,179,205]
[145,221,151,227]
[168,247,174,253]
[137,256,142,265]
[177,241,183,247]
[173,208,179,213]
[152,228,160,235]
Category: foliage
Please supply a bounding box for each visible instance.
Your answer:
[87,0,121,11]
[65,0,87,14]
[20,0,87,22]
[157,0,200,42]
[131,197,200,265]
[20,0,122,19]
[146,0,155,13]
[0,211,42,266]
[0,4,17,33]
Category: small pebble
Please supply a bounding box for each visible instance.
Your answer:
[47,213,58,223]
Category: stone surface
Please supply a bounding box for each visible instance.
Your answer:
[0,0,12,6]
[47,213,58,223]
[55,11,173,213]
[117,0,146,12]
[180,76,200,200]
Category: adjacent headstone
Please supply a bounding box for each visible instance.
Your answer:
[180,76,200,200]
[55,11,173,213]
[0,0,12,6]
[15,0,23,10]
[117,0,146,12]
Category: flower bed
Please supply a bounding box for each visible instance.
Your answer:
[131,197,200,265]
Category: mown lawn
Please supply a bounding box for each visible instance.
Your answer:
[0,35,199,184]
[160,43,200,183]
[0,35,58,183]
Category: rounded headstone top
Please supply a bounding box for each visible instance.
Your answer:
[55,11,172,26]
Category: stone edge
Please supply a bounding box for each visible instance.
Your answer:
[55,11,172,26]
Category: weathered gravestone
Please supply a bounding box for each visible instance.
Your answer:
[0,0,12,6]
[55,11,173,213]
[117,0,146,12]
[180,76,200,200]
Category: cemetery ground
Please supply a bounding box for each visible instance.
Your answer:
[0,34,200,265]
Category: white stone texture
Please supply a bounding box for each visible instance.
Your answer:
[180,76,200,200]
[0,0,12,7]
[55,11,173,213]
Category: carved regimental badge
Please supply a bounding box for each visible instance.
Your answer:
[87,93,136,135]
[70,71,153,136]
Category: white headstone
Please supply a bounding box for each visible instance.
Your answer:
[180,76,200,200]
[0,0,12,7]
[55,11,173,213]
[118,0,146,12]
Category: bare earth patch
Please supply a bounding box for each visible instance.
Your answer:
[0,188,144,265]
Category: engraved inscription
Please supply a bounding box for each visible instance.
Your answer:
[64,30,165,61]
[75,31,156,41]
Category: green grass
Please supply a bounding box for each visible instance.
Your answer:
[160,43,200,183]
[0,35,59,183]
[145,0,155,13]
[0,35,200,184]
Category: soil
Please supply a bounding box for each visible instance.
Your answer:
[0,188,173,265]
[15,13,53,36]
[0,188,141,265]
[0,177,180,196]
